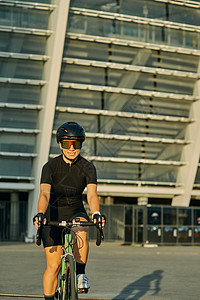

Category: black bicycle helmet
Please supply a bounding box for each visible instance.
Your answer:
[56,121,85,143]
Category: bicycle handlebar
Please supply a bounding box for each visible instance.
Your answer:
[36,220,43,246]
[36,219,104,247]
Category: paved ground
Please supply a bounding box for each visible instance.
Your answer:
[0,241,200,299]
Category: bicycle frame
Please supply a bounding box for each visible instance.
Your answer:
[60,229,77,300]
[36,219,104,300]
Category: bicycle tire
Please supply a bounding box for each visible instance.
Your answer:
[56,271,62,300]
[62,254,78,300]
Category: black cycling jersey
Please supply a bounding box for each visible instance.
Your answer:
[40,154,97,222]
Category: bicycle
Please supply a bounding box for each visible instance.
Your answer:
[36,217,104,300]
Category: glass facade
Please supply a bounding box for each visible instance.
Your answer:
[0,0,200,240]
[88,204,200,245]
[126,205,200,245]
[51,0,199,188]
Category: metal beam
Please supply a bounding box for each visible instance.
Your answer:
[0,182,34,191]
[67,33,200,56]
[152,0,200,9]
[59,82,199,101]
[26,0,70,242]
[97,184,184,198]
[63,57,199,79]
[70,7,200,33]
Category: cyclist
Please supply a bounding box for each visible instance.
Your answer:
[33,121,104,300]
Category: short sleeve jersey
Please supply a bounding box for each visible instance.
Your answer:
[40,155,97,211]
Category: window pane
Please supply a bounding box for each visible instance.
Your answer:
[94,161,139,181]
[0,157,32,177]
[0,58,43,80]
[53,112,98,133]
[64,39,108,61]
[178,209,191,226]
[0,133,36,153]
[60,65,105,85]
[125,206,132,225]
[147,207,161,225]
[0,32,46,55]
[57,88,101,109]
[193,209,200,226]
[0,109,38,129]
[0,6,49,29]
[0,84,41,105]
[163,208,177,225]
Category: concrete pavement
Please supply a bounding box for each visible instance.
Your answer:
[0,242,200,299]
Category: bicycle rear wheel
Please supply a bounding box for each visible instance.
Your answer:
[62,254,78,300]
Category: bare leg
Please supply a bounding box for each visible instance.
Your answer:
[72,218,91,292]
[72,217,89,264]
[43,246,63,296]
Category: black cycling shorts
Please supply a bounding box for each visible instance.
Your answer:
[42,209,89,248]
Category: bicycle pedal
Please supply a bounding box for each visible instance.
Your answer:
[78,288,88,294]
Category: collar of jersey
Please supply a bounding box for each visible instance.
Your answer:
[62,153,81,165]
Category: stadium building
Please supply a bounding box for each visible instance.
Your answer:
[0,0,200,244]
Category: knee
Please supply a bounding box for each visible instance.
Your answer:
[46,260,61,275]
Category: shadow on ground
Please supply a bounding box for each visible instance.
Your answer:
[112,270,163,300]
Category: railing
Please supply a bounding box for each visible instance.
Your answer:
[1,201,200,245]
[89,204,200,245]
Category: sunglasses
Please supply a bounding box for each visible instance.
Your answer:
[61,140,82,149]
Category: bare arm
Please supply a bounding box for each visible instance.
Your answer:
[37,183,51,214]
[87,183,99,215]
[87,184,106,228]
[33,183,51,229]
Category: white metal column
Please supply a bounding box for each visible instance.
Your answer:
[172,59,200,207]
[26,0,70,241]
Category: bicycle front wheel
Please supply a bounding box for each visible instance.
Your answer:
[62,254,78,300]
